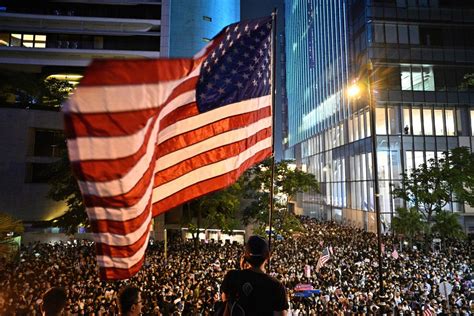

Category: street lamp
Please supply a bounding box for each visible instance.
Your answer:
[347,60,385,296]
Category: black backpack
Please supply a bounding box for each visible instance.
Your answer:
[214,280,253,316]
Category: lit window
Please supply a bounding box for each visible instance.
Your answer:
[405,151,413,173]
[423,109,433,135]
[366,111,371,136]
[23,34,34,47]
[411,108,422,135]
[445,109,455,135]
[471,110,474,135]
[403,107,411,134]
[348,118,353,142]
[34,35,46,48]
[354,115,359,140]
[414,151,424,168]
[434,109,444,135]
[376,107,386,134]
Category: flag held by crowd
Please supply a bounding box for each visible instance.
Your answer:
[63,16,273,280]
[316,247,331,272]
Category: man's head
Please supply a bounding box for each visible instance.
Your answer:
[41,287,67,316]
[118,286,142,316]
[243,235,270,268]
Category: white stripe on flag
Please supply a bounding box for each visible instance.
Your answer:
[65,66,202,114]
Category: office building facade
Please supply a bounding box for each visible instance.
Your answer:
[285,0,474,233]
[0,0,239,222]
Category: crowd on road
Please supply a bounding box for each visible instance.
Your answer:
[0,217,472,315]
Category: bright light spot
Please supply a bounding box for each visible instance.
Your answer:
[347,83,361,98]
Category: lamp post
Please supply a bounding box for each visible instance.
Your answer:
[348,60,385,296]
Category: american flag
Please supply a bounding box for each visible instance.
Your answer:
[423,304,433,316]
[316,247,331,272]
[63,16,273,280]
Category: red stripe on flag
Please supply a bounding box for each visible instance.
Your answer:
[79,38,221,86]
[152,147,272,215]
[99,255,146,280]
[95,233,149,261]
[64,109,158,139]
[94,225,150,258]
[82,152,156,208]
[80,59,198,86]
[154,128,272,186]
[71,116,158,182]
[159,102,199,130]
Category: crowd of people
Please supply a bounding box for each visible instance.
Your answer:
[0,217,472,315]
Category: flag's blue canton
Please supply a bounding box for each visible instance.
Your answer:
[196,16,272,113]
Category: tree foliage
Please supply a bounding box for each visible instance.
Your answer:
[432,211,465,240]
[0,212,24,262]
[186,181,243,235]
[392,147,474,223]
[47,144,87,234]
[242,159,320,236]
[0,212,24,240]
[391,207,425,243]
[0,71,73,107]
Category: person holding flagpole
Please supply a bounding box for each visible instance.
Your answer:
[218,235,289,316]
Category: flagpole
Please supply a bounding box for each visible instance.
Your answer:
[267,8,277,271]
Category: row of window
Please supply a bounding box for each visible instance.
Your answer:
[374,0,474,8]
[304,148,466,213]
[375,106,459,136]
[302,105,471,156]
[0,33,160,51]
[372,23,474,48]
[1,33,47,48]
[374,65,474,92]
[2,3,162,20]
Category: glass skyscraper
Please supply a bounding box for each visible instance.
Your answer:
[285,0,474,233]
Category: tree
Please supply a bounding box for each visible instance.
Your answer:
[432,211,465,240]
[242,159,320,236]
[391,207,425,244]
[442,147,474,207]
[0,212,24,262]
[392,163,449,223]
[184,181,243,248]
[0,212,24,239]
[47,144,87,234]
[392,147,474,235]
[0,71,73,107]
